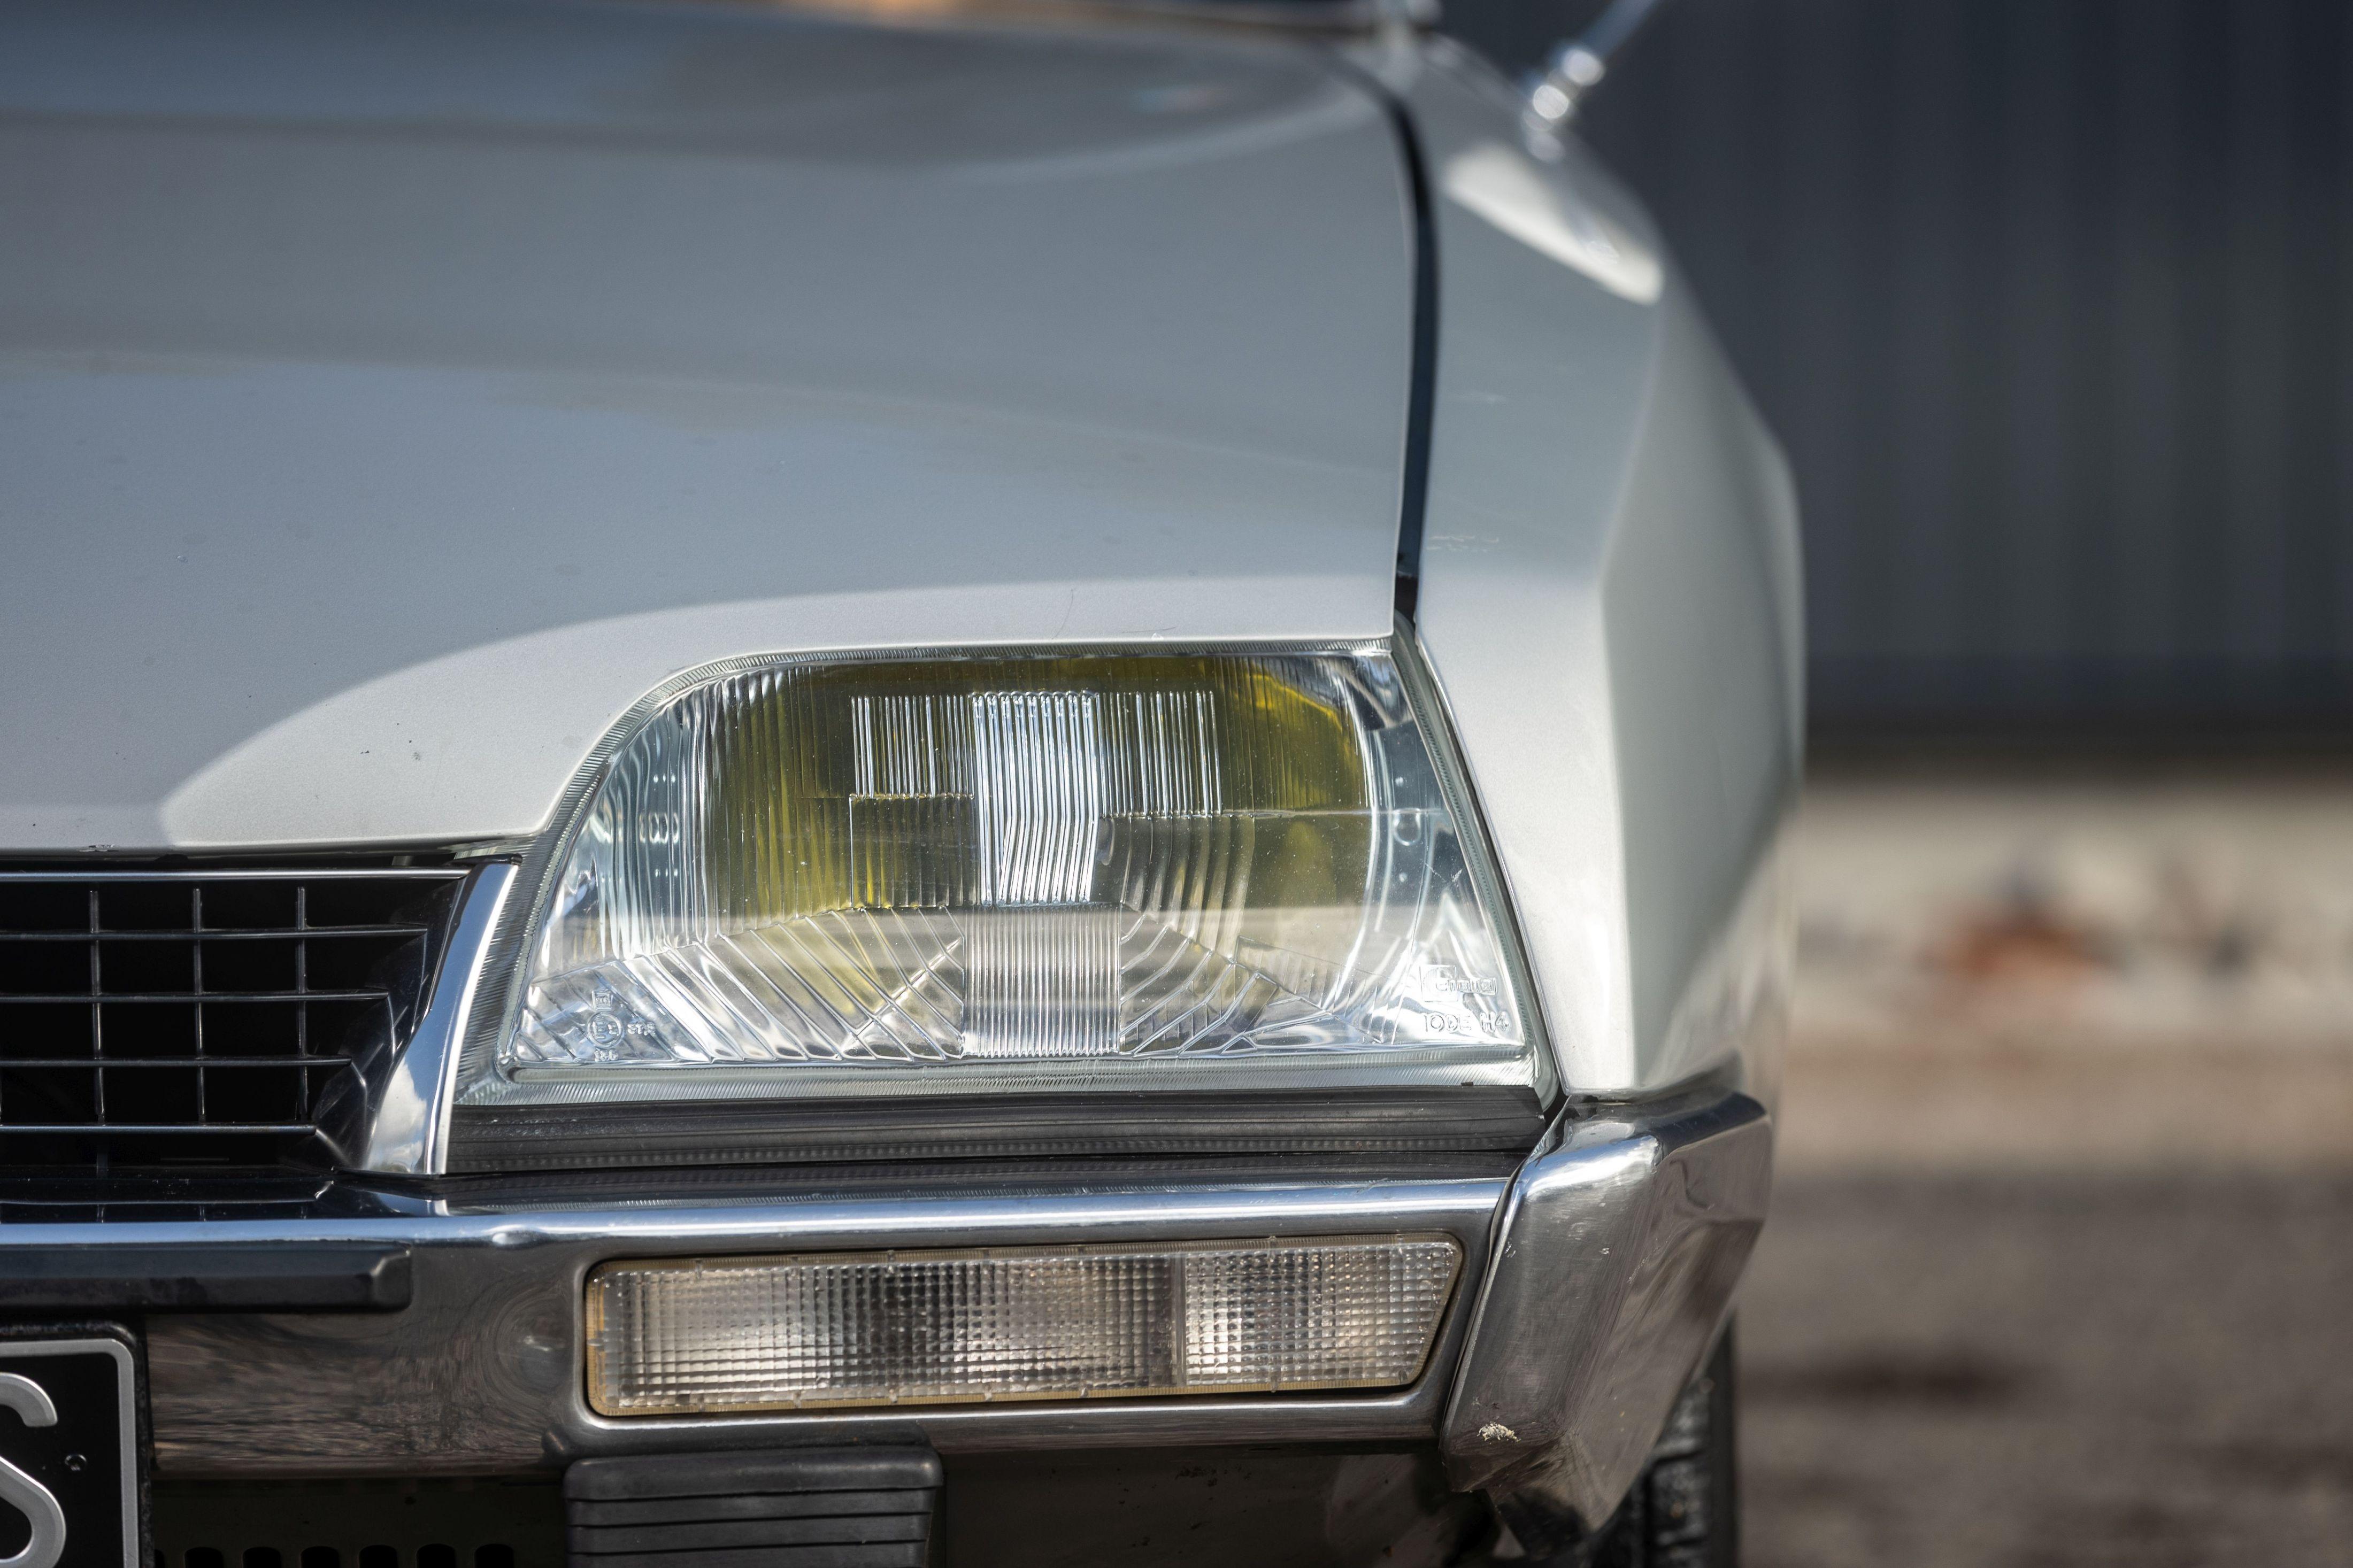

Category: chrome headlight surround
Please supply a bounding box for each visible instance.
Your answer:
[445,631,1551,1170]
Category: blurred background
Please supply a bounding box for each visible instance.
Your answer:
[1435,2,2353,1563]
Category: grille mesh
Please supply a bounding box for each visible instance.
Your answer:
[0,869,464,1175]
[156,1478,560,1568]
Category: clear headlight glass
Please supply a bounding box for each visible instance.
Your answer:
[461,645,1540,1106]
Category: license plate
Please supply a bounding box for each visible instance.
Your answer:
[0,1335,139,1568]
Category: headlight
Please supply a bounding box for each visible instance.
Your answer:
[451,641,1545,1168]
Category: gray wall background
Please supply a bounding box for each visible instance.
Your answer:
[1444,0,2353,743]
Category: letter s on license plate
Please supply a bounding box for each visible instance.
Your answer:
[0,1338,139,1568]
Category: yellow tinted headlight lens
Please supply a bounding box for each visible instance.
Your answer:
[470,647,1534,1103]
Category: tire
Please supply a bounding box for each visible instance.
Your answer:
[1583,1327,1741,1568]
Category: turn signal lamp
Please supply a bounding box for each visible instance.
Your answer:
[585,1236,1462,1415]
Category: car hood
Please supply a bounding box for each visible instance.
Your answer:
[0,0,1412,851]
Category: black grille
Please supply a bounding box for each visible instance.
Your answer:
[0,869,466,1176]
[156,1478,560,1568]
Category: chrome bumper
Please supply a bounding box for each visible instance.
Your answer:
[128,1176,1505,1473]
[0,1087,1767,1528]
[1441,1087,1773,1536]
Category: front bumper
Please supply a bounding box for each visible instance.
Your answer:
[1445,1086,1772,1538]
[131,1173,1507,1471]
[0,1088,1768,1531]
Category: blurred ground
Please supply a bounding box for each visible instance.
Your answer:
[1741,764,2353,1568]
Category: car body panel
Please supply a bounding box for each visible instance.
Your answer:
[1397,43,1801,1097]
[0,0,1412,851]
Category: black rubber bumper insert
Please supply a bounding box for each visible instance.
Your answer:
[0,1242,412,1311]
[565,1448,942,1568]
[453,1086,1548,1172]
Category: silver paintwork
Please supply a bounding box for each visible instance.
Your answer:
[1396,40,1803,1098]
[358,863,517,1177]
[1441,1086,1771,1532]
[106,1178,1506,1474]
[0,0,1413,853]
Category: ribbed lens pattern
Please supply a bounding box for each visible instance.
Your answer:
[973,690,1105,906]
[586,1237,1460,1416]
[1179,1240,1458,1389]
[962,909,1118,1058]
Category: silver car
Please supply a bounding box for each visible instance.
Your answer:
[0,0,1798,1564]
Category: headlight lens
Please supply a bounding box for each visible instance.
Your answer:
[460,645,1537,1109]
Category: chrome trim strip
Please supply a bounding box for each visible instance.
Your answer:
[74,1177,1508,1475]
[1441,1086,1772,1534]
[8,1176,1496,1248]
[357,863,516,1177]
